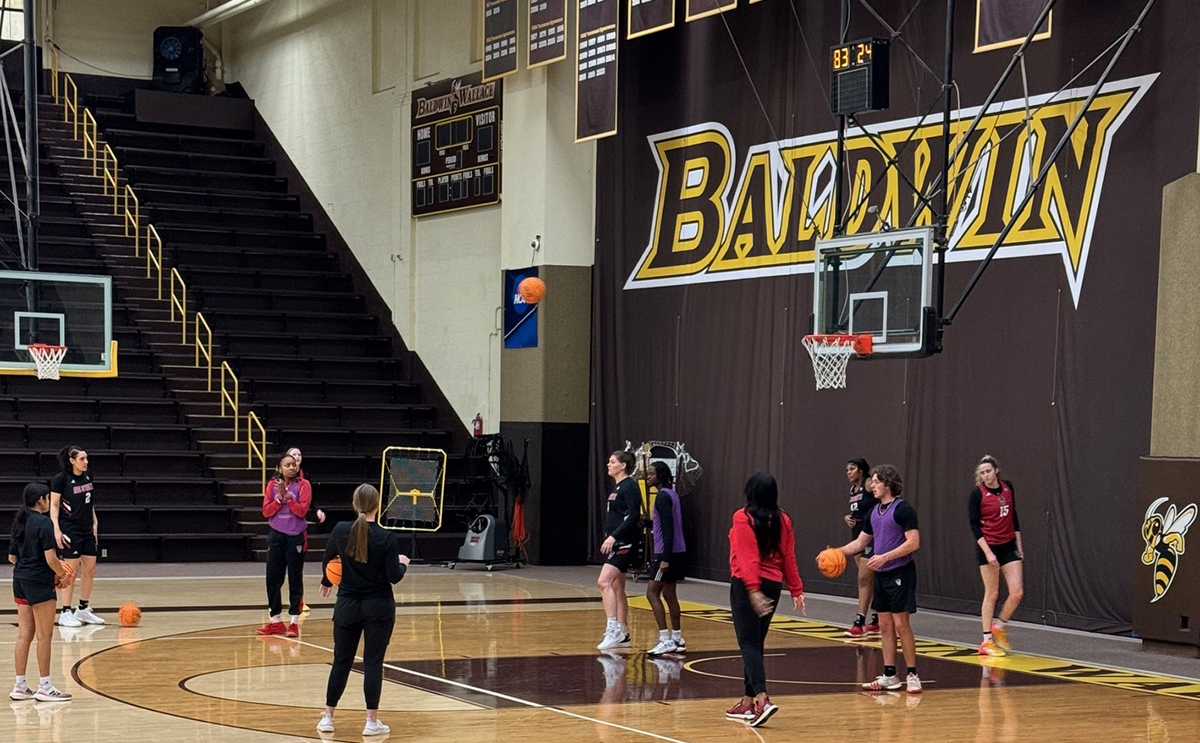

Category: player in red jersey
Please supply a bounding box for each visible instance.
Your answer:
[969,455,1024,656]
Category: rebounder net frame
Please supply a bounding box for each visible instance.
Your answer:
[379,446,447,532]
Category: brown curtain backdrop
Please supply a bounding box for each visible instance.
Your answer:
[589,0,1199,632]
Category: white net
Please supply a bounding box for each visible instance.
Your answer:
[802,336,857,390]
[27,344,67,380]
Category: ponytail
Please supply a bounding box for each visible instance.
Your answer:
[11,482,50,547]
[348,483,381,563]
[58,445,83,473]
[743,471,782,558]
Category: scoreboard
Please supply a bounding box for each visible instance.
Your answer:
[411,73,503,217]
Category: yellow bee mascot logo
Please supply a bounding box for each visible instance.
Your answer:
[1141,497,1198,603]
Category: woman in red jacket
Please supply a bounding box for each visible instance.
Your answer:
[725,472,805,728]
[257,452,312,638]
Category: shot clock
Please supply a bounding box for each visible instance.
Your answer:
[829,38,890,116]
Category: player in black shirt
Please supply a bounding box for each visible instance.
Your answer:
[8,482,72,702]
[597,450,641,651]
[317,484,408,737]
[49,446,104,627]
[843,458,879,637]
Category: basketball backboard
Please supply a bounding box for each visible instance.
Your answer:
[0,270,117,377]
[813,227,935,357]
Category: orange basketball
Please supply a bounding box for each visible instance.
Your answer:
[325,556,343,586]
[118,602,142,627]
[55,563,75,589]
[816,547,847,578]
[518,277,546,304]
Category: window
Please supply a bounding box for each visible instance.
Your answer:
[1,1,25,43]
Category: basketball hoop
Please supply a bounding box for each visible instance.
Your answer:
[802,334,872,390]
[26,343,68,380]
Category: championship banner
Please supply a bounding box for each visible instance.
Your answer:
[483,0,519,81]
[686,0,736,22]
[411,73,502,217]
[529,0,567,68]
[975,0,1051,52]
[575,0,619,142]
[628,0,674,39]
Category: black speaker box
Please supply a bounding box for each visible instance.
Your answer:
[153,26,204,94]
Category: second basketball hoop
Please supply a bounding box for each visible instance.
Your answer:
[802,334,872,390]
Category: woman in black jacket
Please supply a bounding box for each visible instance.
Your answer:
[316,484,408,737]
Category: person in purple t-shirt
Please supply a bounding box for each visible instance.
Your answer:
[645,461,688,657]
[835,464,922,695]
[257,452,312,638]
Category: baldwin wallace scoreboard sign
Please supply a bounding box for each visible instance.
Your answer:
[411,73,502,217]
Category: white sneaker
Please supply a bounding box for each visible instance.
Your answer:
[647,638,678,656]
[672,637,687,653]
[862,674,903,691]
[33,685,72,702]
[74,607,106,625]
[58,610,82,628]
[316,713,335,732]
[597,631,630,651]
[906,672,922,694]
[363,719,390,736]
[10,685,34,701]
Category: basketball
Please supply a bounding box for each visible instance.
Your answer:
[118,602,142,627]
[518,276,546,304]
[325,556,343,586]
[56,563,75,589]
[816,547,847,578]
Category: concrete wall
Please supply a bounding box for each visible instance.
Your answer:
[219,0,594,430]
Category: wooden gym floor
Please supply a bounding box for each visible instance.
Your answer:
[1,567,1197,742]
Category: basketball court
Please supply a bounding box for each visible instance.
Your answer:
[1,564,1197,742]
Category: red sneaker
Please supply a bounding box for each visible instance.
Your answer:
[747,697,778,727]
[864,619,881,636]
[257,621,287,636]
[725,701,755,721]
[845,623,866,638]
[286,623,300,638]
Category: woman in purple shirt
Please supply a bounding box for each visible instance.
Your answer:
[645,461,688,656]
[257,452,312,638]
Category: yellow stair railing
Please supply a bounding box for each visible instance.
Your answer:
[49,54,253,445]
[220,361,240,442]
[247,411,267,489]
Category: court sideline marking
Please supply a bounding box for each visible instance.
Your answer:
[294,638,697,743]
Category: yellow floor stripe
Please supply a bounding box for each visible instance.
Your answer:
[628,595,1200,702]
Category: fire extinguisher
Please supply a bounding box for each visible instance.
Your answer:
[472,413,483,437]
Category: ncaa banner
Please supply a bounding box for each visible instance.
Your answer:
[628,0,674,39]
[529,0,568,68]
[975,0,1052,52]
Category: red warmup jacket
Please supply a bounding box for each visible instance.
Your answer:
[728,508,804,597]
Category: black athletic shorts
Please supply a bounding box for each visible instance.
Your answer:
[13,577,56,606]
[872,561,918,615]
[56,530,98,560]
[649,553,686,583]
[976,538,1022,566]
[604,541,641,573]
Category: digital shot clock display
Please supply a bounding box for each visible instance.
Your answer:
[830,38,890,116]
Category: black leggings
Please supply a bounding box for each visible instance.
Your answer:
[730,578,781,697]
[325,596,397,710]
[266,529,306,617]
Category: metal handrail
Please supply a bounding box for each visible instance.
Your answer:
[221,361,240,442]
[62,75,77,135]
[123,184,139,252]
[169,267,187,344]
[101,144,118,213]
[247,411,267,488]
[50,47,58,101]
[195,312,213,392]
[146,224,163,298]
[82,110,98,170]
